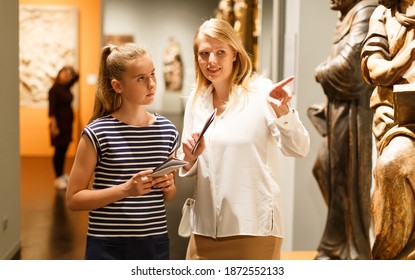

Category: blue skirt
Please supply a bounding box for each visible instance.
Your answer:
[84,234,169,260]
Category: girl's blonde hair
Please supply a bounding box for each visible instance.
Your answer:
[192,18,253,100]
[90,43,149,122]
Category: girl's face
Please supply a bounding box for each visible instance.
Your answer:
[197,34,236,88]
[113,54,157,106]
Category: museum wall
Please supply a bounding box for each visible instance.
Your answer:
[0,0,20,260]
[19,0,101,157]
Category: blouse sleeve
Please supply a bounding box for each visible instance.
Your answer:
[177,89,199,177]
[261,78,310,158]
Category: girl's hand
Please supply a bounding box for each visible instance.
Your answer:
[151,172,175,192]
[125,169,154,196]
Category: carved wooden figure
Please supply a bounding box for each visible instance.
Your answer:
[361,0,415,260]
[309,0,378,259]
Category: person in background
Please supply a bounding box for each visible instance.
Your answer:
[66,43,179,260]
[178,18,310,260]
[48,65,79,190]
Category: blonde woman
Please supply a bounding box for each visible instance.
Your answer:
[178,18,310,260]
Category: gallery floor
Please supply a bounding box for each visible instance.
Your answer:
[17,113,316,260]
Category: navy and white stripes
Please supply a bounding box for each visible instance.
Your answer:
[83,114,179,237]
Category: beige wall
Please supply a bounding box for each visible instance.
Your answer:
[0,0,20,260]
[284,0,337,250]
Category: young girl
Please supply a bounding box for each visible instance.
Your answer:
[66,43,179,260]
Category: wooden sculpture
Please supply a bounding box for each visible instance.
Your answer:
[309,0,378,259]
[361,0,415,260]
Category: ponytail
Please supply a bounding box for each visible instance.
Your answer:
[89,43,148,123]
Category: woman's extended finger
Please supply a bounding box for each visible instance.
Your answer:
[273,76,294,90]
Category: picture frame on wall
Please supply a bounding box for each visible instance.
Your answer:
[19,5,79,108]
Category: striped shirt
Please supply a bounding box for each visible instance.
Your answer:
[82,114,179,238]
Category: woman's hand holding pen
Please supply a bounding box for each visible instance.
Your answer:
[181,132,205,171]
[268,76,294,117]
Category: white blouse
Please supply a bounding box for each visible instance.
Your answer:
[178,77,310,238]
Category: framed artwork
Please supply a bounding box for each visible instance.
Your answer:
[19,5,79,107]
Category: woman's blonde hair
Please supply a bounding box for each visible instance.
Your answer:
[90,43,149,122]
[192,18,253,100]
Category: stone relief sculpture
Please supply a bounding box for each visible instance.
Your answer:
[308,0,378,259]
[162,37,184,92]
[361,0,415,260]
[19,5,78,107]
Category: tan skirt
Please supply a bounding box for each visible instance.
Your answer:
[185,234,282,260]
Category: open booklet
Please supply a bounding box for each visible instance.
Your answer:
[192,108,217,154]
[150,157,188,177]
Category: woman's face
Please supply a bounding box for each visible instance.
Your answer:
[196,34,236,87]
[113,54,157,106]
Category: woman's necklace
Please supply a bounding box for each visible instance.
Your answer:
[213,90,229,115]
